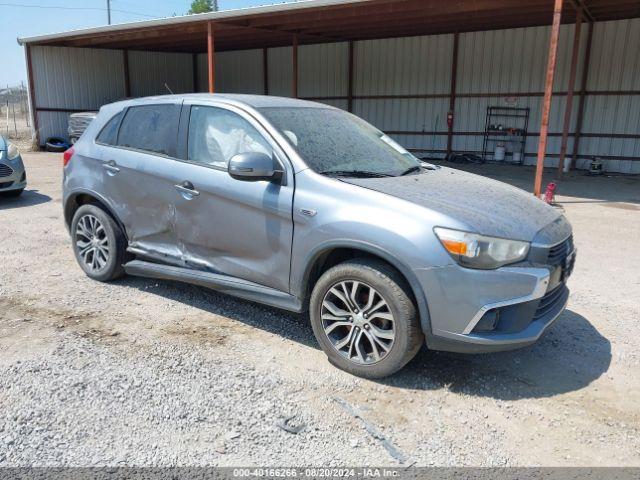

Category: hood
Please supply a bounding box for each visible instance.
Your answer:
[342,167,564,241]
[0,136,7,152]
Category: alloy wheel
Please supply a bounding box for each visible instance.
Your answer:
[75,214,109,272]
[320,280,396,365]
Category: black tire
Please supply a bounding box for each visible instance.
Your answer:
[309,258,424,379]
[1,188,24,197]
[45,137,69,152]
[70,204,127,282]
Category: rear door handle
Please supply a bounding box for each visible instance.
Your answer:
[174,180,200,198]
[102,160,120,176]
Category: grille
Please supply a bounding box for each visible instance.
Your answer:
[534,284,567,320]
[0,163,14,178]
[0,181,13,189]
[547,236,574,265]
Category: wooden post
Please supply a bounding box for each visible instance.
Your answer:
[292,33,298,98]
[447,32,460,157]
[571,21,594,169]
[347,41,354,112]
[534,0,564,197]
[557,7,583,178]
[207,21,215,94]
[263,47,269,95]
[123,50,131,97]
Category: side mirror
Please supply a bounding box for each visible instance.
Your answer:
[228,152,284,183]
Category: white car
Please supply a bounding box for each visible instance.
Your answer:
[0,136,26,197]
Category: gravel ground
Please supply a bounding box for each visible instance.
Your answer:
[1,153,639,467]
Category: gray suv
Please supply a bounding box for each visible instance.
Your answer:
[63,94,575,378]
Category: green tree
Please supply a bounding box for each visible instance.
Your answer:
[188,0,217,14]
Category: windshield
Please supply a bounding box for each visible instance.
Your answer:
[258,107,421,177]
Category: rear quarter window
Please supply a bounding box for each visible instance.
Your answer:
[117,104,180,157]
[95,110,124,146]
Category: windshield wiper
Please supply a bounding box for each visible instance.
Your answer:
[319,170,393,178]
[400,166,423,176]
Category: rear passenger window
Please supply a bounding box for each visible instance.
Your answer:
[187,106,271,169]
[96,111,123,146]
[117,104,180,156]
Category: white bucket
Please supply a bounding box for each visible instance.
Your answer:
[512,152,522,163]
[494,145,506,161]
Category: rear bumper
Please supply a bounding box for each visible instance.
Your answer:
[415,263,570,353]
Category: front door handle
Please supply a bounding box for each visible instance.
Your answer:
[102,160,120,176]
[174,180,200,198]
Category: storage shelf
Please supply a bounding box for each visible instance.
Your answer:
[481,106,530,164]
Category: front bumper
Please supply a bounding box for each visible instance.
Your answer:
[0,157,26,192]
[415,251,573,353]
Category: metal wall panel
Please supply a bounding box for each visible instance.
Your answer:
[578,18,640,173]
[267,47,293,97]
[355,34,453,95]
[128,50,193,97]
[196,53,208,93]
[299,42,349,98]
[30,46,126,110]
[457,25,583,95]
[36,111,73,145]
[351,34,453,156]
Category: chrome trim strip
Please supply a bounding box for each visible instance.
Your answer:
[532,233,572,249]
[462,267,551,335]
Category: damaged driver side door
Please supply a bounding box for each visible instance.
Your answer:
[99,101,186,264]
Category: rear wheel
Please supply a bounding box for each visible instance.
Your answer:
[71,204,127,282]
[309,258,424,378]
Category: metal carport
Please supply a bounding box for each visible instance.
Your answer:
[18,0,640,194]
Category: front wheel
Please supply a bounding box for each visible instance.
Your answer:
[309,258,424,378]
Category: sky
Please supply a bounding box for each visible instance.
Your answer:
[0,0,296,86]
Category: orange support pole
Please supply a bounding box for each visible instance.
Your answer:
[534,0,564,197]
[558,7,583,178]
[207,21,215,94]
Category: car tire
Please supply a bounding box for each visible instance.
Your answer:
[309,258,424,378]
[71,204,127,282]
[1,188,24,197]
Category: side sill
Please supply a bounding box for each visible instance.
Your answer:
[124,260,303,313]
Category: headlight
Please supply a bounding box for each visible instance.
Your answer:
[434,227,530,270]
[7,142,20,160]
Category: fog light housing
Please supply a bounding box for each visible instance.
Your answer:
[473,309,500,332]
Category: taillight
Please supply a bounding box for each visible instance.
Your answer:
[63,147,75,167]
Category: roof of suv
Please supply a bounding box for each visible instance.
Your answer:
[116,94,332,110]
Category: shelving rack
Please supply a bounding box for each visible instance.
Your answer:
[481,106,530,164]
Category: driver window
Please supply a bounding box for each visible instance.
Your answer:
[188,105,272,169]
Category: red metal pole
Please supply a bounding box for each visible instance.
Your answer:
[557,7,582,178]
[534,0,564,197]
[447,32,459,157]
[292,33,299,98]
[207,21,215,94]
[571,21,594,169]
